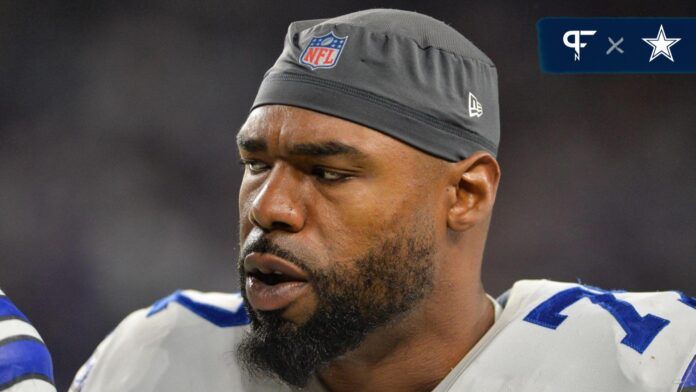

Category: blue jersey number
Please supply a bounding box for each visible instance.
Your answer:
[523,286,670,354]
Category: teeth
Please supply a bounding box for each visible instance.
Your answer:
[273,270,283,275]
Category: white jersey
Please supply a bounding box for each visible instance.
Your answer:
[0,289,56,392]
[70,280,696,392]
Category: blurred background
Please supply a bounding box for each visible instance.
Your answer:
[1,0,694,389]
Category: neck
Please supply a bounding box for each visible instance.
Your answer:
[317,276,494,392]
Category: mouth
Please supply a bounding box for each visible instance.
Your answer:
[247,269,304,286]
[244,252,310,312]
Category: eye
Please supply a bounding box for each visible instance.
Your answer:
[312,167,351,182]
[238,159,270,174]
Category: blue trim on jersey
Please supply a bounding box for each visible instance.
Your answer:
[0,338,54,388]
[677,292,696,310]
[146,290,250,328]
[680,355,696,389]
[0,297,29,322]
[524,285,670,354]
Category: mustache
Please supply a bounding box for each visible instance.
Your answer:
[240,236,311,273]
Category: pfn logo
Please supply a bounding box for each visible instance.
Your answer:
[300,32,348,70]
[563,30,596,61]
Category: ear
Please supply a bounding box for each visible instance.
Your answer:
[446,151,501,232]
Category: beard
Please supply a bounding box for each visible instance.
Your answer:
[235,225,436,388]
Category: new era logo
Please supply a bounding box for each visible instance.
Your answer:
[468,92,483,117]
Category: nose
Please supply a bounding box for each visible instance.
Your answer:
[248,164,305,233]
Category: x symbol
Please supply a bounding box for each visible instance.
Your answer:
[606,37,624,55]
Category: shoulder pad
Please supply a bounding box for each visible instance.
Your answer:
[442,280,696,392]
[517,280,696,390]
[146,289,250,327]
[0,291,56,392]
[70,290,252,392]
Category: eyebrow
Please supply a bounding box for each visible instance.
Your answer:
[237,135,367,158]
[237,135,267,152]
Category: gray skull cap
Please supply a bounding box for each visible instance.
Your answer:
[251,9,500,161]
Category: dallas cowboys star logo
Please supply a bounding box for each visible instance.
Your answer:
[642,25,681,62]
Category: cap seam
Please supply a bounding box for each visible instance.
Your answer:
[306,23,495,67]
[262,71,497,152]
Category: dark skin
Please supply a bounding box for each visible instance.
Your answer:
[237,105,501,391]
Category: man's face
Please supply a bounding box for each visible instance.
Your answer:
[235,105,447,386]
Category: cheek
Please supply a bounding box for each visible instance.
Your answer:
[336,187,415,231]
[310,188,409,263]
[330,182,395,221]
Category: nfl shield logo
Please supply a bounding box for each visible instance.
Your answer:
[299,32,348,70]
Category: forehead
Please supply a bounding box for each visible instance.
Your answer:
[237,105,411,157]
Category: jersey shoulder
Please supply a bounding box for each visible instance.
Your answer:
[0,289,56,392]
[508,279,696,343]
[70,289,282,392]
[488,279,696,391]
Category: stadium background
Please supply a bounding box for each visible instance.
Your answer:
[1,0,694,389]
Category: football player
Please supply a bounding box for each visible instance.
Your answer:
[70,9,696,392]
